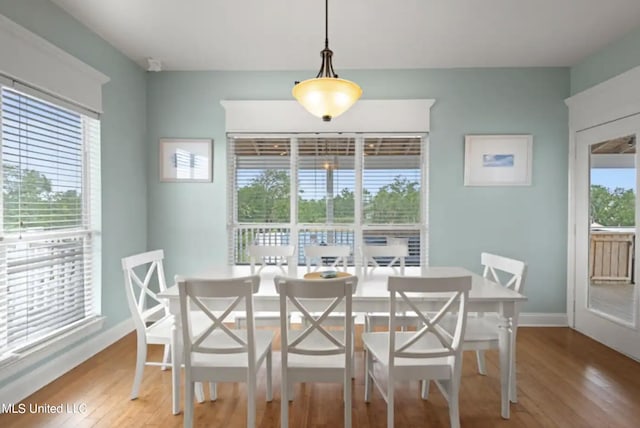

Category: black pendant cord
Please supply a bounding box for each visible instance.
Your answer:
[324,0,329,50]
[316,0,338,79]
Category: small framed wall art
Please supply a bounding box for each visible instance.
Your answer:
[464,134,532,186]
[159,138,213,182]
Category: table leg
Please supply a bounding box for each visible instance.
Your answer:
[498,315,512,419]
[510,324,518,403]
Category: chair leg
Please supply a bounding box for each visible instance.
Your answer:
[448,385,461,428]
[184,380,194,428]
[476,350,487,375]
[421,380,430,399]
[248,372,256,428]
[209,382,217,401]
[131,340,147,400]
[387,378,394,428]
[345,365,352,427]
[281,367,288,428]
[161,344,171,371]
[266,348,273,402]
[364,347,373,403]
[195,382,205,403]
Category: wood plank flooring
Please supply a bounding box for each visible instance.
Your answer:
[1,327,640,427]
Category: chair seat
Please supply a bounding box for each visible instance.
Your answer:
[191,330,274,368]
[145,315,174,343]
[362,332,453,379]
[441,314,501,342]
[146,311,213,343]
[235,311,289,328]
[365,312,421,330]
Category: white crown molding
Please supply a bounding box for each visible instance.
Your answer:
[0,13,109,113]
[565,65,640,132]
[0,318,133,407]
[221,99,435,133]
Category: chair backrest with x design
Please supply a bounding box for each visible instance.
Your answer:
[122,249,170,334]
[275,275,357,358]
[480,252,527,318]
[304,245,350,273]
[177,275,261,366]
[362,243,408,277]
[248,244,295,275]
[481,252,527,293]
[387,275,471,365]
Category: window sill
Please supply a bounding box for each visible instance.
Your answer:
[0,316,105,382]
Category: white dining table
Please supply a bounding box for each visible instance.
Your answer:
[158,265,527,419]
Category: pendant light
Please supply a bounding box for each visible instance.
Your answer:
[292,0,362,122]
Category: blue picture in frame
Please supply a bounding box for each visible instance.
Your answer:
[482,154,514,167]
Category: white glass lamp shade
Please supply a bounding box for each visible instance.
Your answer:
[292,77,362,121]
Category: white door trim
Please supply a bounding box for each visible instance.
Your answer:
[565,65,640,328]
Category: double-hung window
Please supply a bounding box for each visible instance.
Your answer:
[0,84,101,366]
[228,134,427,266]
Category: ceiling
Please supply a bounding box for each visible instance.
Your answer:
[51,0,640,71]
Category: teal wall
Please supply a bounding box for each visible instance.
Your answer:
[571,25,640,94]
[148,68,570,313]
[0,0,148,382]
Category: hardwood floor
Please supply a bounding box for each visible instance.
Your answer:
[1,327,640,427]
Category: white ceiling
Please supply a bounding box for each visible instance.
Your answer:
[51,0,640,71]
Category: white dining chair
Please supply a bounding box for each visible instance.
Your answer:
[275,274,358,428]
[361,242,408,278]
[440,252,527,405]
[248,244,295,276]
[361,242,420,333]
[122,250,210,414]
[235,244,296,329]
[304,244,350,273]
[178,275,274,428]
[362,275,471,428]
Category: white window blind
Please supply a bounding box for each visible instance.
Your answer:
[298,137,355,224]
[229,137,291,264]
[363,137,422,224]
[232,138,291,223]
[0,86,100,358]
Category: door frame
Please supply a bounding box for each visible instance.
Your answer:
[567,65,640,328]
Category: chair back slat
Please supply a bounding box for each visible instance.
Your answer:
[387,275,470,361]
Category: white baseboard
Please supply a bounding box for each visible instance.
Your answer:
[519,312,568,326]
[0,318,134,407]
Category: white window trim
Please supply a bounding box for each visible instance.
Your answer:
[0,13,109,114]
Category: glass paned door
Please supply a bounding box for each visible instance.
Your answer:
[575,115,640,360]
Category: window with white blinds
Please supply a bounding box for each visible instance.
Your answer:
[228,134,426,266]
[0,86,100,359]
[298,137,355,224]
[363,137,421,224]
[232,138,290,223]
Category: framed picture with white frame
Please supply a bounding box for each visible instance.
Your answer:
[159,138,213,182]
[464,134,532,186]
